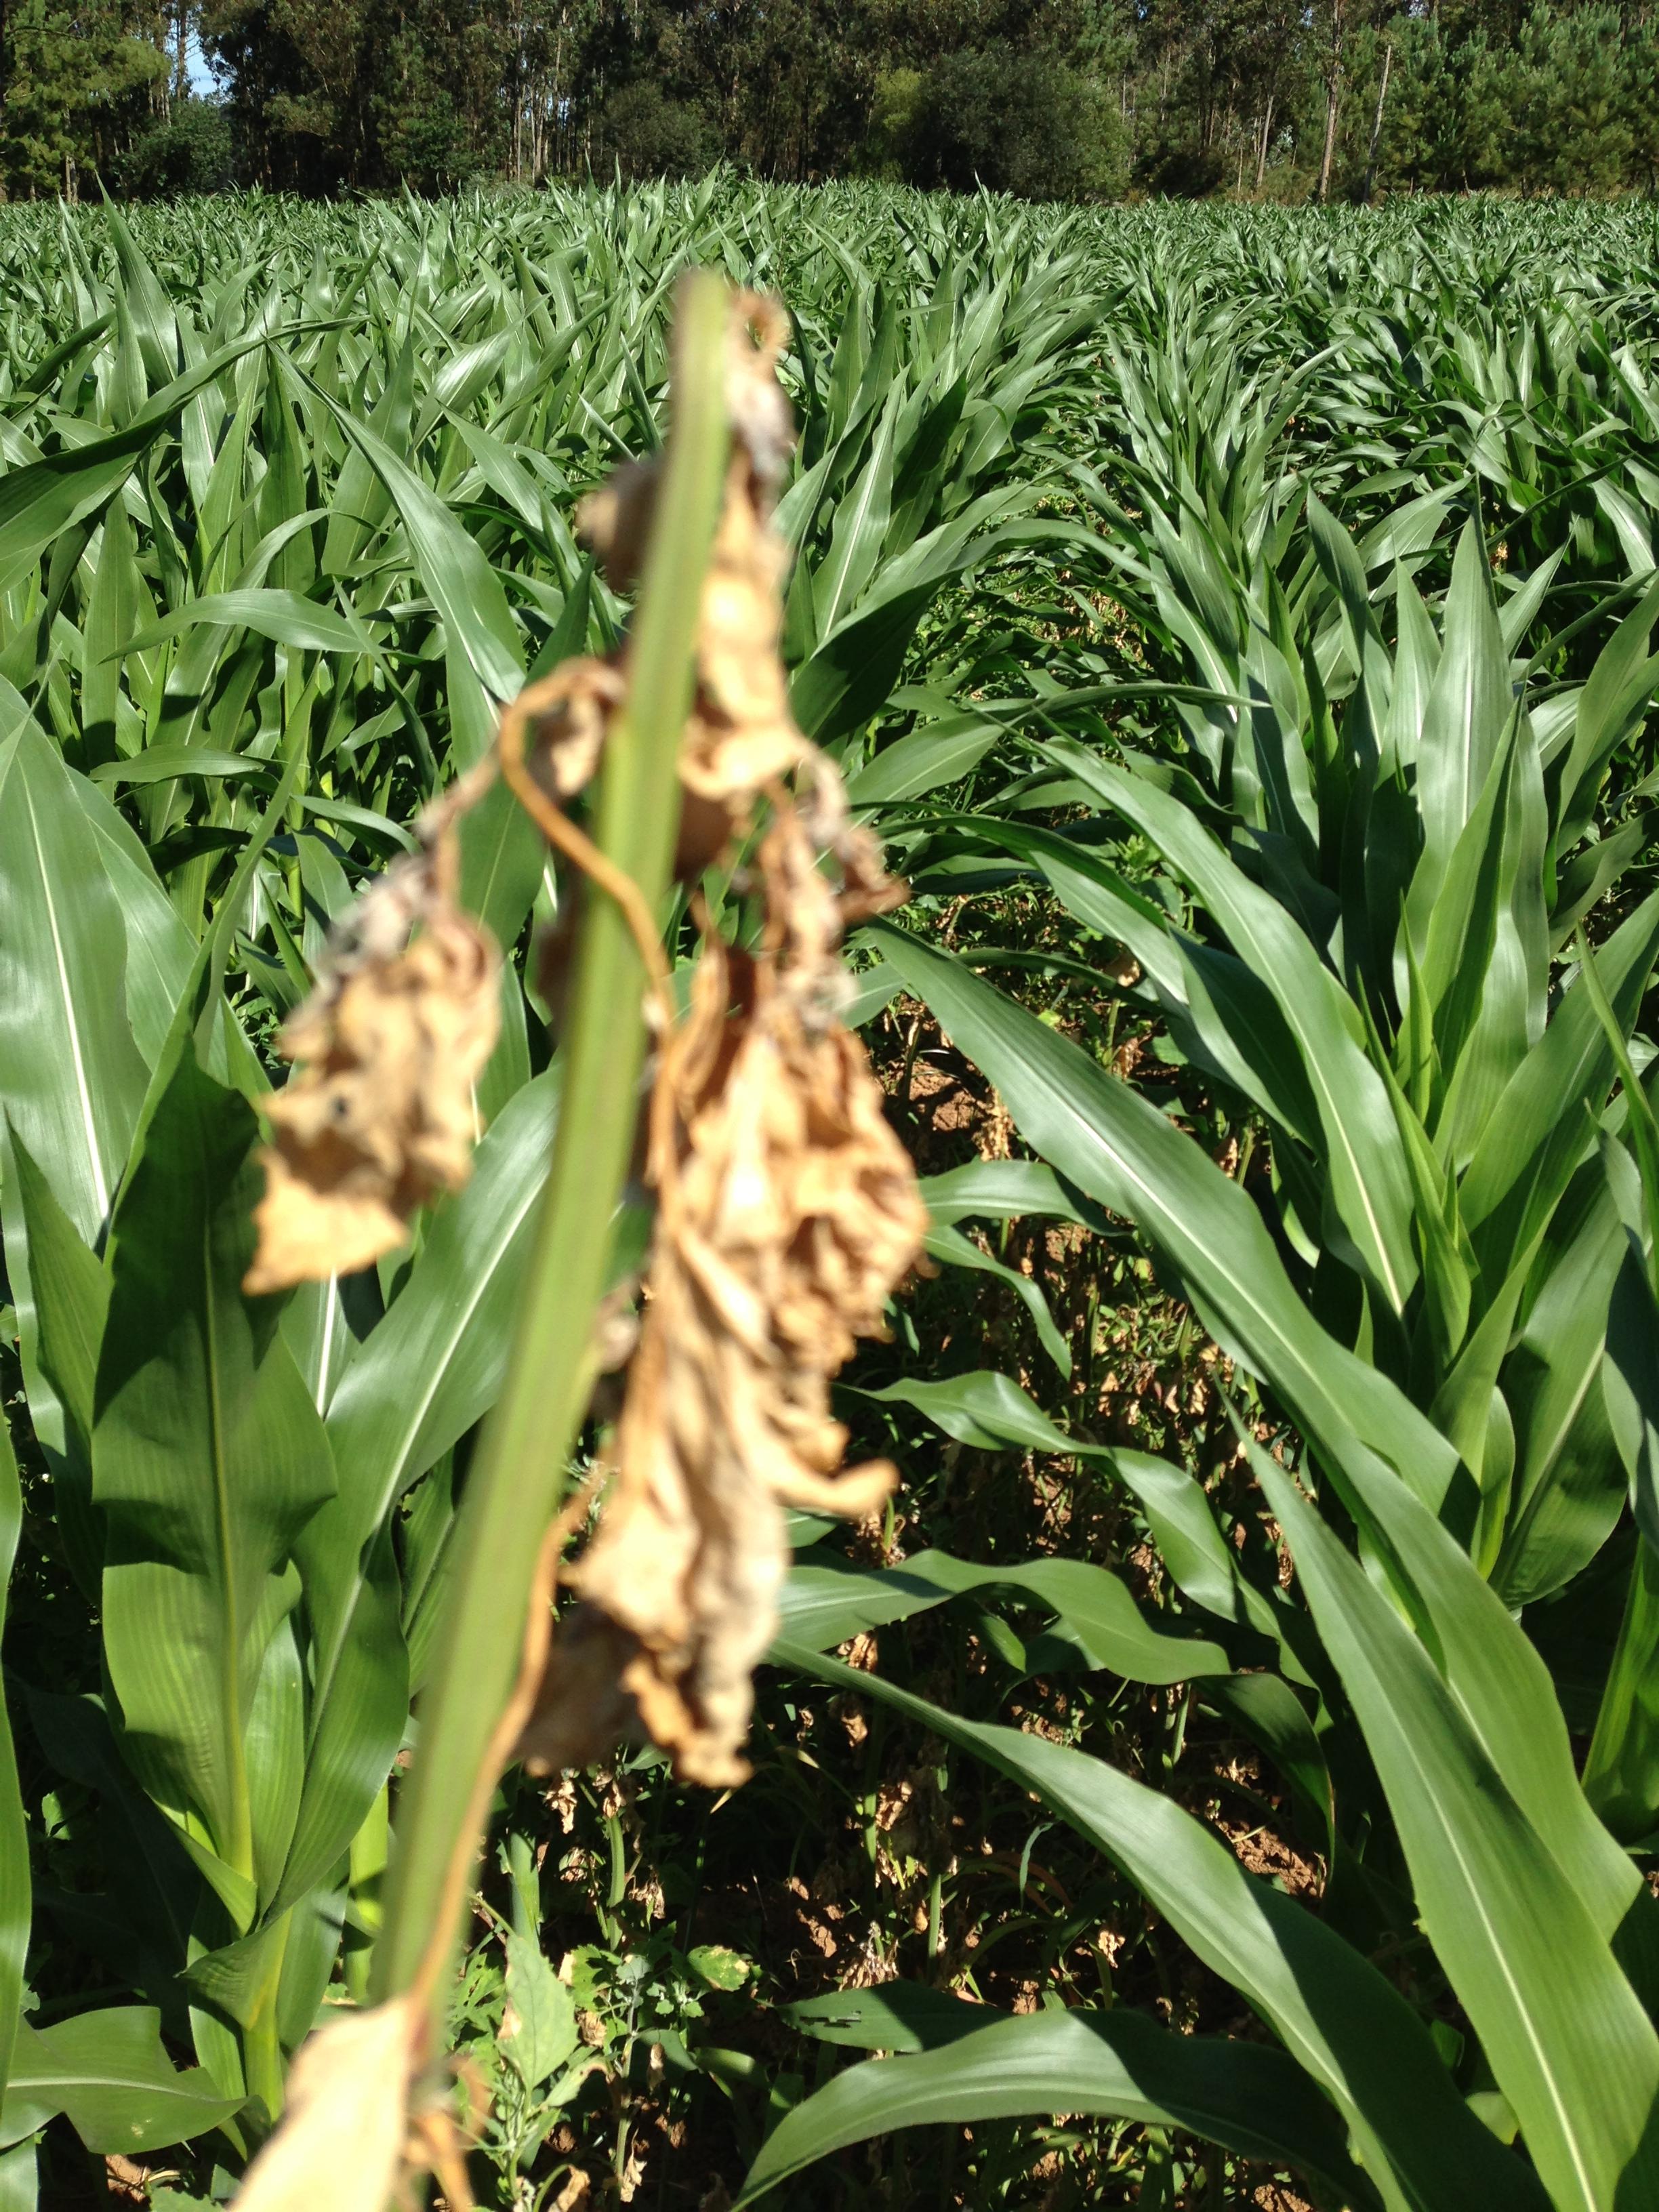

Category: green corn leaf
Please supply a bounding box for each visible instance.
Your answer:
[1252,1446,1659,2211]
[117,590,377,661]
[921,1223,1071,1374]
[293,361,524,699]
[1242,1344,1659,2006]
[737,2007,1373,2210]
[0,697,148,1243]
[777,1545,1231,1682]
[919,1158,1109,1231]
[844,715,1001,804]
[1203,1670,1335,1851]
[1415,714,1547,1170]
[269,1521,405,1919]
[323,1068,558,1523]
[861,1367,1288,1651]
[0,1425,28,2112]
[103,208,180,388]
[0,329,291,571]
[92,1046,336,1904]
[66,775,245,1082]
[455,773,548,952]
[81,491,147,772]
[781,1983,987,2052]
[91,748,276,790]
[1403,523,1512,957]
[276,1885,350,2052]
[1460,890,1659,1267]
[813,386,899,636]
[771,1637,1548,2212]
[1050,741,1420,1313]
[2,1132,107,1599]
[842,956,901,1026]
[1556,570,1659,849]
[0,2138,32,2205]
[182,1917,290,2032]
[23,1687,202,2003]
[0,2009,241,2156]
[857,1366,1096,1457]
[947,812,1187,998]
[1494,1158,1630,1606]
[868,920,1459,1518]
[283,1054,560,1905]
[455,775,547,1123]
[790,511,1069,743]
[1582,1539,1659,1845]
[1551,817,1654,954]
[1110,1444,1284,1641]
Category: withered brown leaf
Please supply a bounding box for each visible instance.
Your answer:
[243,842,500,1295]
[556,293,810,887]
[525,899,924,1785]
[523,307,928,1782]
[230,1996,421,2212]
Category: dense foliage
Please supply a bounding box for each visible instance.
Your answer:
[14,0,1659,204]
[2,180,1659,2209]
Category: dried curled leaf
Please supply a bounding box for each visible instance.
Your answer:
[497,657,625,807]
[530,920,920,1785]
[675,325,806,819]
[521,297,926,1785]
[244,837,500,1294]
[231,1997,420,2212]
[546,293,808,884]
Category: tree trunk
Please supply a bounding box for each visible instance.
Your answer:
[550,22,565,177]
[1316,0,1345,201]
[1255,93,1275,192]
[510,9,522,182]
[175,0,188,105]
[1362,38,1393,201]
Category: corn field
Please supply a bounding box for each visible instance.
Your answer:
[3,178,1659,2211]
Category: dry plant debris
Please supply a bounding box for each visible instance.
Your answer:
[230,1997,422,2211]
[245,287,924,1789]
[243,789,500,1293]
[519,295,926,1786]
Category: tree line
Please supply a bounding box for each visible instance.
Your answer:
[9,0,1659,206]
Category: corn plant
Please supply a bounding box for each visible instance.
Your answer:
[938,510,1659,1584]
[758,502,1659,2194]
[2,184,1659,2209]
[754,307,1659,2208]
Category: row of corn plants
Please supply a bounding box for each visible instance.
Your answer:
[0,184,1657,2207]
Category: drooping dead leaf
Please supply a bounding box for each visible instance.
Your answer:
[230,1996,420,2212]
[520,297,926,1787]
[674,328,806,823]
[539,294,810,888]
[243,826,500,1294]
[528,937,920,1783]
[497,657,626,808]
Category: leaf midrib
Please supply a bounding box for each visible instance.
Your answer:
[20,771,109,1227]
[202,1202,251,1886]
